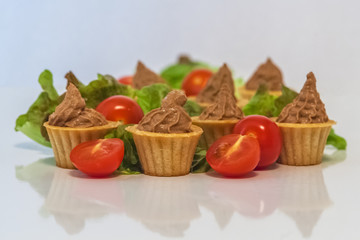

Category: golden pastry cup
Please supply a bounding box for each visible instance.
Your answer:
[126,125,203,177]
[275,120,336,166]
[191,117,239,150]
[44,121,120,169]
[239,85,282,100]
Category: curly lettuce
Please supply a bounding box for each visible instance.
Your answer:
[79,74,135,109]
[191,147,211,173]
[135,83,171,114]
[105,124,142,174]
[242,84,277,117]
[15,70,60,147]
[326,128,347,150]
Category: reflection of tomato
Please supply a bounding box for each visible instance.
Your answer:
[72,172,124,212]
[181,69,213,96]
[96,96,144,124]
[209,175,280,218]
[118,76,133,85]
[206,134,260,177]
[70,139,124,177]
[233,115,282,168]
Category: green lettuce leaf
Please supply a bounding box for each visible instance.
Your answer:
[38,70,60,101]
[79,74,135,109]
[242,84,277,117]
[105,124,142,174]
[15,70,60,147]
[183,100,203,117]
[242,85,298,118]
[272,86,298,117]
[326,128,347,150]
[135,83,172,114]
[160,61,213,89]
[191,147,211,173]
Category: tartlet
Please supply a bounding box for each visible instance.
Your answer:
[276,121,335,166]
[240,58,283,100]
[127,90,202,176]
[44,83,119,169]
[275,72,335,166]
[126,125,202,176]
[196,64,235,105]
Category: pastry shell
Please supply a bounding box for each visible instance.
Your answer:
[275,120,336,166]
[126,125,203,177]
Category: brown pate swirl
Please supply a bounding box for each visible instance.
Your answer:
[276,72,329,124]
[137,90,192,133]
[48,83,107,127]
[132,61,165,89]
[199,84,244,120]
[246,58,283,91]
[196,63,235,104]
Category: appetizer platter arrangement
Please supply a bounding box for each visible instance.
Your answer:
[14,55,347,178]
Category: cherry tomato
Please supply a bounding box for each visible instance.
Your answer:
[206,134,260,177]
[233,115,282,169]
[70,138,124,177]
[182,69,213,96]
[118,75,133,85]
[96,95,144,124]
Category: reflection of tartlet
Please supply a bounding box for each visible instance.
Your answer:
[122,176,200,237]
[44,83,119,169]
[192,84,244,149]
[127,90,202,176]
[276,72,335,166]
[240,58,283,100]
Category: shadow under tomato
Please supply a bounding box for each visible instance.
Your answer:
[68,170,121,179]
[255,162,279,171]
[205,170,258,179]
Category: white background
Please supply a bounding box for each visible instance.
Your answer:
[1,0,359,94]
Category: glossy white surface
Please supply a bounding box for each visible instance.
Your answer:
[2,87,359,240]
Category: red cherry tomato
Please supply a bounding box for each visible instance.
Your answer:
[206,134,260,177]
[118,76,133,85]
[96,95,144,124]
[182,69,213,96]
[233,115,282,169]
[70,138,124,177]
